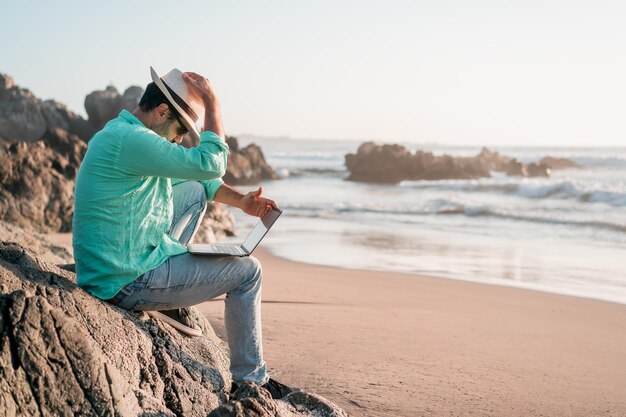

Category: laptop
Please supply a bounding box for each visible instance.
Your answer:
[187,207,282,256]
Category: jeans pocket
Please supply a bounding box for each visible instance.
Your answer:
[132,269,154,290]
[133,299,174,311]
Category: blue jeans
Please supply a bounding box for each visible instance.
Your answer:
[112,181,268,385]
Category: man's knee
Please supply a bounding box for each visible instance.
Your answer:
[174,180,207,209]
[246,255,262,277]
[241,256,263,285]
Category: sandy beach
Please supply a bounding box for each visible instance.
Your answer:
[49,234,626,416]
[198,248,626,417]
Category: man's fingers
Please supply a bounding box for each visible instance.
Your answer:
[183,72,203,81]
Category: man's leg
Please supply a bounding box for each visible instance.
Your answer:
[169,180,208,245]
[114,181,268,384]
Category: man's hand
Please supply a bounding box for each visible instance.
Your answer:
[213,184,279,218]
[241,187,279,217]
[182,72,224,138]
[183,72,218,106]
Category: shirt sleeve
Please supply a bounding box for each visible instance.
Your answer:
[117,128,229,180]
[171,177,224,202]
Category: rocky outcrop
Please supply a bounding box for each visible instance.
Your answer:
[539,156,580,170]
[0,220,346,416]
[345,142,574,184]
[0,73,95,142]
[345,142,491,184]
[223,136,279,185]
[84,85,143,130]
[0,128,86,232]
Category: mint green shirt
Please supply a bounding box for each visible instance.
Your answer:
[73,110,229,299]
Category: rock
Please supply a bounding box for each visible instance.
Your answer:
[526,162,551,177]
[0,72,96,142]
[85,85,143,131]
[193,203,237,244]
[0,73,14,91]
[345,143,582,183]
[345,141,414,184]
[539,156,580,170]
[0,221,347,416]
[345,142,490,184]
[503,159,527,176]
[223,136,279,185]
[122,85,144,111]
[0,129,86,232]
[226,136,239,152]
[0,228,230,416]
[208,382,348,417]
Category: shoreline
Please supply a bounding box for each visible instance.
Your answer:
[261,244,626,307]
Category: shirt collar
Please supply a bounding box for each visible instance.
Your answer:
[119,109,146,127]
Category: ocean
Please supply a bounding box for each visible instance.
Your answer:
[223,137,626,305]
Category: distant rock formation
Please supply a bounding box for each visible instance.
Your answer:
[223,136,279,185]
[0,221,346,416]
[0,73,95,142]
[345,142,491,183]
[84,85,143,130]
[539,156,581,170]
[345,142,578,184]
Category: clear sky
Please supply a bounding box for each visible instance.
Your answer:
[1,1,625,146]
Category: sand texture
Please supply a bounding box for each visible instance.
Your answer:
[199,249,626,417]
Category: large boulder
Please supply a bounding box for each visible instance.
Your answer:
[0,73,95,143]
[0,129,86,232]
[345,141,414,184]
[84,85,143,130]
[526,162,551,177]
[223,136,279,185]
[539,156,580,170]
[0,221,347,416]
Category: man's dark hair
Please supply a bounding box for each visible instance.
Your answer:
[138,82,177,120]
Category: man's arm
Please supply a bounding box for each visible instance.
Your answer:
[214,183,279,218]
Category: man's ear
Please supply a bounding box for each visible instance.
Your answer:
[155,103,170,121]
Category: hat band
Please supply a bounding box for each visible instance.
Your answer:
[162,80,199,122]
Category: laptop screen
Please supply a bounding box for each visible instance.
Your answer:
[242,208,282,253]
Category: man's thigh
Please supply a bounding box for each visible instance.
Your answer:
[118,253,261,311]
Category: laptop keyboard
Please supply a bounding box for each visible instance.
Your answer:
[207,245,244,255]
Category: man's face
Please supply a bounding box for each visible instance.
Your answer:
[153,109,188,144]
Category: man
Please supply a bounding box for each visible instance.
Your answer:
[72,67,292,399]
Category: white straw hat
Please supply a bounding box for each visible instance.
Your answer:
[150,66,204,142]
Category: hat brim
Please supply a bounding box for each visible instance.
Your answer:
[150,66,201,143]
